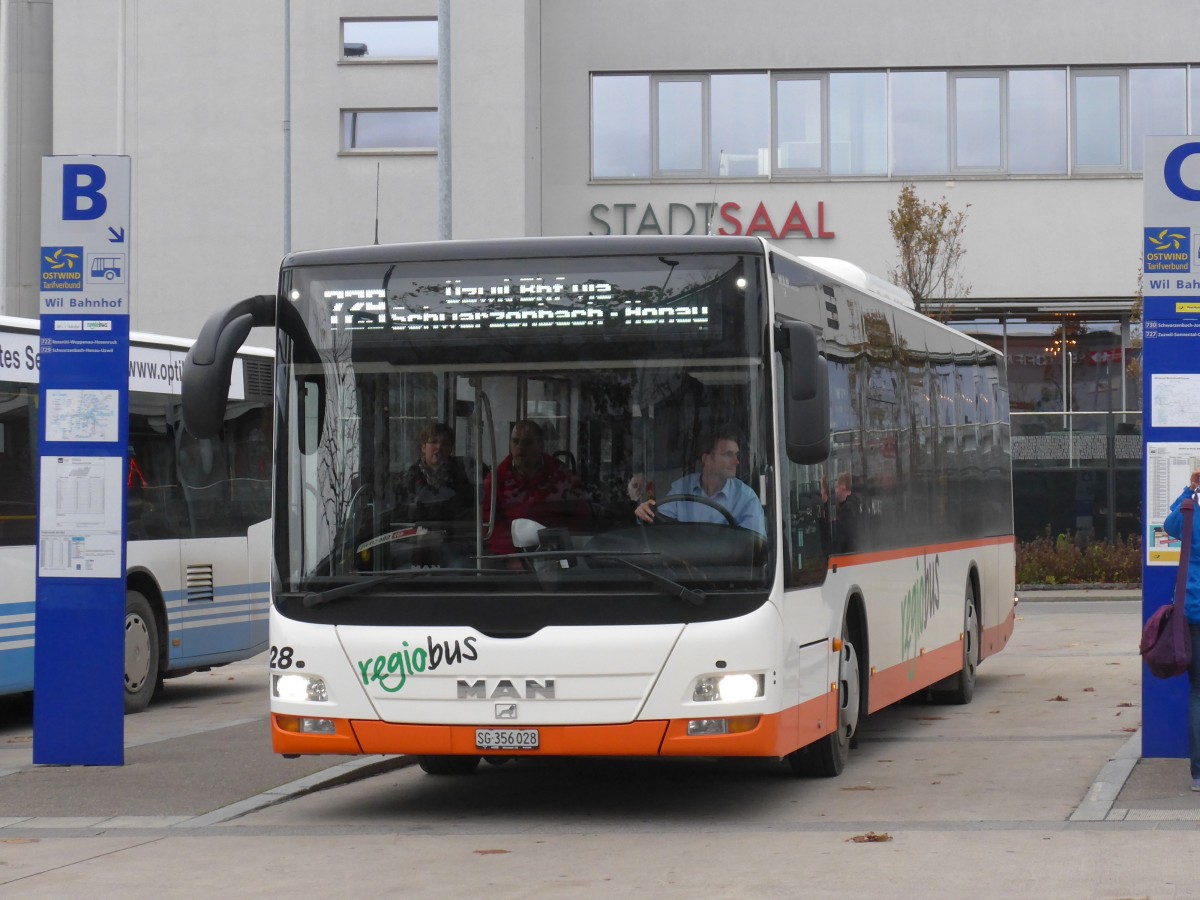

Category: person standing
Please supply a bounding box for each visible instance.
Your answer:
[1163,467,1200,792]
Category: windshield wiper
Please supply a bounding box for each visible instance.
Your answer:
[290,568,508,609]
[292,549,706,609]
[493,549,706,606]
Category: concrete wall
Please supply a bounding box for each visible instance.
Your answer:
[28,0,1197,339]
[2,0,53,319]
[534,0,1192,304]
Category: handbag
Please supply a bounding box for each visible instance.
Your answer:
[1141,496,1195,679]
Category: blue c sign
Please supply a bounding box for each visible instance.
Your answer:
[1164,142,1200,202]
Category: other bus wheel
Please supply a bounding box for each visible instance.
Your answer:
[418,755,481,775]
[788,627,860,777]
[936,583,980,705]
[124,590,160,714]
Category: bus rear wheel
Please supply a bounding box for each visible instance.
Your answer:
[124,590,160,714]
[934,582,979,705]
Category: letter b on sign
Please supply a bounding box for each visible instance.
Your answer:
[62,164,108,220]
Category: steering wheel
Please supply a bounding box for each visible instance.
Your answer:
[652,493,739,528]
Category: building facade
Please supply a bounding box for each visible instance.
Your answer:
[5,0,1196,541]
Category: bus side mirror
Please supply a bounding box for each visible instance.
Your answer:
[777,320,830,465]
[183,294,326,452]
[183,296,275,439]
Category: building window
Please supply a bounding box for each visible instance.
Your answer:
[775,76,824,172]
[654,77,706,175]
[829,72,887,175]
[1129,68,1186,171]
[1073,71,1125,169]
[592,75,650,177]
[592,65,1195,180]
[1007,70,1067,174]
[1192,68,1200,133]
[890,71,947,175]
[341,110,437,152]
[711,73,770,176]
[341,19,438,61]
[953,73,1003,171]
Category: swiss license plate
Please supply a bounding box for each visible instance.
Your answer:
[475,728,540,751]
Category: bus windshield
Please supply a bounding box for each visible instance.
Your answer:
[274,251,775,631]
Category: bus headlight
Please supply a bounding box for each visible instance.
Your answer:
[692,673,764,703]
[272,672,329,703]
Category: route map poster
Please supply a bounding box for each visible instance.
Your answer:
[36,455,122,579]
[1145,442,1200,565]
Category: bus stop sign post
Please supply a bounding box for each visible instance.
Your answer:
[33,156,131,766]
[1142,137,1200,759]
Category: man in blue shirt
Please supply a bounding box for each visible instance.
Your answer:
[634,428,765,537]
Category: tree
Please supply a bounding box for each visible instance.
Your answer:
[887,183,971,319]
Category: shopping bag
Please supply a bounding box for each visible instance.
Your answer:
[1141,600,1191,679]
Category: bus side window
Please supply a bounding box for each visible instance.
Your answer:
[775,357,827,587]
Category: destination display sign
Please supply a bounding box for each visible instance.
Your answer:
[298,255,747,343]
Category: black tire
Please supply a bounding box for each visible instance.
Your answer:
[124,590,160,714]
[936,582,980,705]
[418,755,481,775]
[788,620,861,777]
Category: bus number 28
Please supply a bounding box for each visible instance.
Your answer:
[270,645,304,670]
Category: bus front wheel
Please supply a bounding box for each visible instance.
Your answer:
[788,625,861,777]
[124,590,160,714]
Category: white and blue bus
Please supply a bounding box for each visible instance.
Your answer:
[185,235,1015,775]
[0,315,273,712]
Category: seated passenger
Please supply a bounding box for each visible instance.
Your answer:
[482,418,591,556]
[634,427,765,537]
[830,471,862,554]
[400,424,473,522]
[396,423,474,565]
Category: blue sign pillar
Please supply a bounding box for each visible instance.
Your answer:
[1142,138,1200,758]
[33,156,131,766]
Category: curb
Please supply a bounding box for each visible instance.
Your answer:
[1071,730,1141,822]
[176,755,414,828]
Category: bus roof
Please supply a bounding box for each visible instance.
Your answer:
[282,234,768,268]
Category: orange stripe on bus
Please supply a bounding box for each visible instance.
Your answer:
[276,694,841,759]
[982,605,1016,661]
[867,640,963,712]
[831,534,1014,568]
[271,715,363,755]
[660,691,834,757]
[352,719,670,756]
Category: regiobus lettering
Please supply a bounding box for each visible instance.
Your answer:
[358,636,479,693]
[182,236,1016,777]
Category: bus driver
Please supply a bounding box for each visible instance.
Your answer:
[634,426,765,537]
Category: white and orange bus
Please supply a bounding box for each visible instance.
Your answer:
[183,235,1015,776]
[0,316,273,712]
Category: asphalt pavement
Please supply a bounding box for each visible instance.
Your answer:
[1,588,1198,898]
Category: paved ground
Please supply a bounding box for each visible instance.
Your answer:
[1,590,1198,898]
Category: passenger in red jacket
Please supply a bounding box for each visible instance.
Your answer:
[482,418,590,557]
